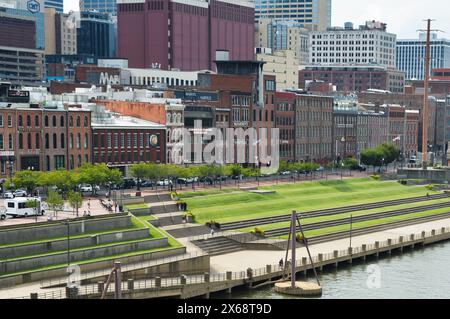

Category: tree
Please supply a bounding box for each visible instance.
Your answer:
[361,148,383,171]
[47,190,64,218]
[343,157,359,169]
[12,170,42,194]
[68,191,83,217]
[77,164,122,196]
[130,163,150,191]
[378,143,401,166]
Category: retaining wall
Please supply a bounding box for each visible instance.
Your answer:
[0,229,150,259]
[0,238,168,275]
[0,216,131,245]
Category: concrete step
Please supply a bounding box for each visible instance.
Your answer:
[166,226,211,238]
[192,237,244,256]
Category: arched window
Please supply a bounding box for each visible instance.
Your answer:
[77,133,81,149]
[35,115,39,127]
[26,115,31,127]
[52,116,57,127]
[46,156,50,171]
[61,133,65,149]
[70,155,74,170]
[69,116,73,127]
[77,155,82,167]
[60,116,65,127]
[84,116,88,127]
[84,133,88,149]
[70,133,74,149]
[18,115,23,127]
[76,116,81,127]
[45,116,49,127]
[167,114,171,124]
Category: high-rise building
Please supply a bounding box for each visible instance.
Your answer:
[256,48,299,90]
[44,8,77,55]
[309,21,397,69]
[80,0,117,15]
[77,11,116,59]
[256,19,309,65]
[254,0,332,31]
[396,33,450,81]
[117,0,255,71]
[45,0,63,13]
[0,0,45,84]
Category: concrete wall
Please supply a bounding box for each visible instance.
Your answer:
[122,197,145,206]
[398,168,450,182]
[0,238,168,274]
[0,229,150,259]
[0,247,186,289]
[129,208,151,216]
[0,216,131,245]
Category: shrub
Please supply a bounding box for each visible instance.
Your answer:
[296,234,304,242]
[253,227,265,236]
[184,212,195,220]
[371,175,380,181]
[426,184,434,190]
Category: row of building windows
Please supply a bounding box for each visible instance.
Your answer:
[0,114,89,128]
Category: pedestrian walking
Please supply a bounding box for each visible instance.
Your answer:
[210,228,215,236]
[279,259,284,269]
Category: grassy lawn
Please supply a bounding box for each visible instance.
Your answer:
[274,208,450,239]
[236,197,450,233]
[125,203,150,210]
[181,178,440,224]
[134,214,183,248]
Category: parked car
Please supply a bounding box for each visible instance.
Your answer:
[0,207,6,220]
[3,192,14,199]
[199,177,214,184]
[13,189,27,197]
[280,171,291,176]
[122,178,136,189]
[157,179,171,186]
[177,178,188,185]
[140,180,153,188]
[351,165,367,172]
[79,185,93,192]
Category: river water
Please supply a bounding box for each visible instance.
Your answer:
[214,241,450,299]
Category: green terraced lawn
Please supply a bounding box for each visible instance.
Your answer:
[275,208,450,239]
[236,197,450,233]
[181,178,441,224]
[125,203,150,210]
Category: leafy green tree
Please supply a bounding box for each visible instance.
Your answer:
[377,143,401,165]
[68,191,83,217]
[343,157,359,169]
[12,170,43,194]
[46,190,64,218]
[361,148,383,171]
[130,163,150,191]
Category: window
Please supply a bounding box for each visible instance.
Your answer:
[84,116,89,127]
[0,134,3,150]
[69,116,73,127]
[27,133,32,149]
[52,116,57,127]
[8,115,12,127]
[45,116,49,127]
[60,116,65,127]
[54,155,65,169]
[27,115,31,127]
[77,133,81,149]
[70,133,73,149]
[18,115,23,127]
[76,116,81,127]
[8,134,13,149]
[0,115,3,127]
[53,134,57,149]
[35,115,39,127]
[19,133,23,149]
[61,134,65,149]
[36,133,40,149]
[85,133,89,149]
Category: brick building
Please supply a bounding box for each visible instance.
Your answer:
[295,94,334,163]
[274,92,296,162]
[0,103,92,179]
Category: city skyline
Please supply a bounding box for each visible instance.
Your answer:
[64,0,449,38]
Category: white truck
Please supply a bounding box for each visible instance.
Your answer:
[5,197,45,218]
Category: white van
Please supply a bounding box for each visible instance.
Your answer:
[5,198,45,218]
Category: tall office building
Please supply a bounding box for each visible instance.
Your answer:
[309,21,397,68]
[44,8,77,55]
[77,11,117,58]
[0,0,45,84]
[396,33,450,80]
[254,0,332,31]
[117,0,255,71]
[80,0,117,15]
[45,0,63,13]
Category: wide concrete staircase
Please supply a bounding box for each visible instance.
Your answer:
[192,237,244,256]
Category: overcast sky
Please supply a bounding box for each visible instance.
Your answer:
[63,0,449,39]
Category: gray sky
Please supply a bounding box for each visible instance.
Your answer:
[64,0,449,39]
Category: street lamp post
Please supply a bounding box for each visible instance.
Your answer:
[63,219,71,266]
[349,214,353,249]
